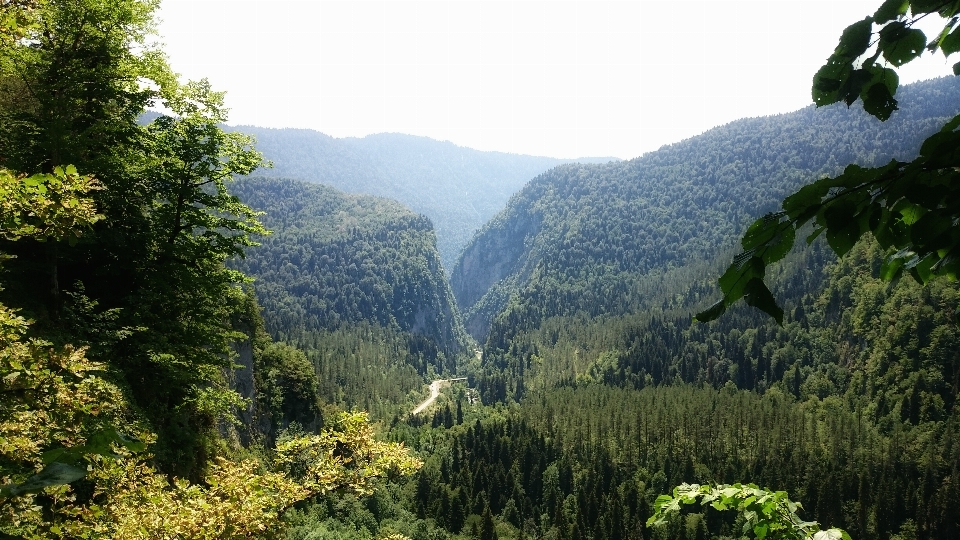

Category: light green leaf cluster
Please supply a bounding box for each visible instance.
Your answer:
[0,167,102,244]
[274,411,423,497]
[648,483,852,540]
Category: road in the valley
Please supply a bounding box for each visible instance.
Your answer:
[412,378,467,414]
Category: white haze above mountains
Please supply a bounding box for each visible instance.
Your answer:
[158,0,950,160]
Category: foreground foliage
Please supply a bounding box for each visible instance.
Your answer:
[649,483,850,540]
[700,0,960,323]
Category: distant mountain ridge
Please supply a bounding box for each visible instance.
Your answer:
[223,126,616,270]
[452,77,960,342]
[229,177,470,364]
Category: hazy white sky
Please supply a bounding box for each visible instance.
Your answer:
[156,0,951,159]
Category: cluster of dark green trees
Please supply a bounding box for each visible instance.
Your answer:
[230,177,468,359]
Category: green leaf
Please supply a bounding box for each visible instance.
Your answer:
[653,494,673,509]
[840,68,876,106]
[759,225,796,266]
[874,0,909,23]
[940,25,960,55]
[695,300,726,323]
[881,27,927,66]
[741,214,781,250]
[813,58,853,106]
[911,210,954,250]
[954,60,960,75]
[782,182,827,221]
[821,198,864,256]
[0,463,87,498]
[41,447,76,466]
[719,256,765,303]
[825,224,861,257]
[837,17,874,58]
[898,202,925,224]
[862,81,899,120]
[881,253,907,280]
[908,253,938,283]
[743,278,784,325]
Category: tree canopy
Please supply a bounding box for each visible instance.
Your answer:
[698,0,960,324]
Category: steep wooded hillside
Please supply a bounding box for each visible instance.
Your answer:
[452,77,960,343]
[230,177,470,366]
[225,127,615,270]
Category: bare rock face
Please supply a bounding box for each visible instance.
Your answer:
[451,207,541,342]
[222,340,272,446]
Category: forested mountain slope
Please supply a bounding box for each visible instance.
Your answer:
[230,177,470,365]
[226,126,614,270]
[452,77,960,342]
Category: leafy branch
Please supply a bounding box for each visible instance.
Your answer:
[699,0,960,324]
[647,483,851,540]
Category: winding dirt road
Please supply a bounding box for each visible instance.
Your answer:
[412,378,467,414]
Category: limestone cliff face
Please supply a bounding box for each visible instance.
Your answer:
[450,193,543,342]
[406,230,470,357]
[222,340,272,446]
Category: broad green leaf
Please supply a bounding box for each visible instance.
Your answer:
[897,202,925,224]
[694,300,726,323]
[911,210,954,250]
[741,214,781,250]
[881,27,927,66]
[940,25,960,55]
[807,226,826,245]
[954,60,960,75]
[837,17,874,58]
[782,182,827,221]
[41,447,75,465]
[874,0,909,23]
[840,68,876,106]
[754,522,769,539]
[862,81,899,120]
[743,278,784,324]
[813,58,853,105]
[919,128,960,157]
[719,256,765,303]
[759,226,796,265]
[826,225,861,257]
[653,494,673,509]
[911,0,956,13]
[881,253,908,280]
[939,112,960,133]
[0,463,87,498]
[822,198,863,256]
[928,19,953,52]
[908,252,938,283]
[869,65,900,95]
